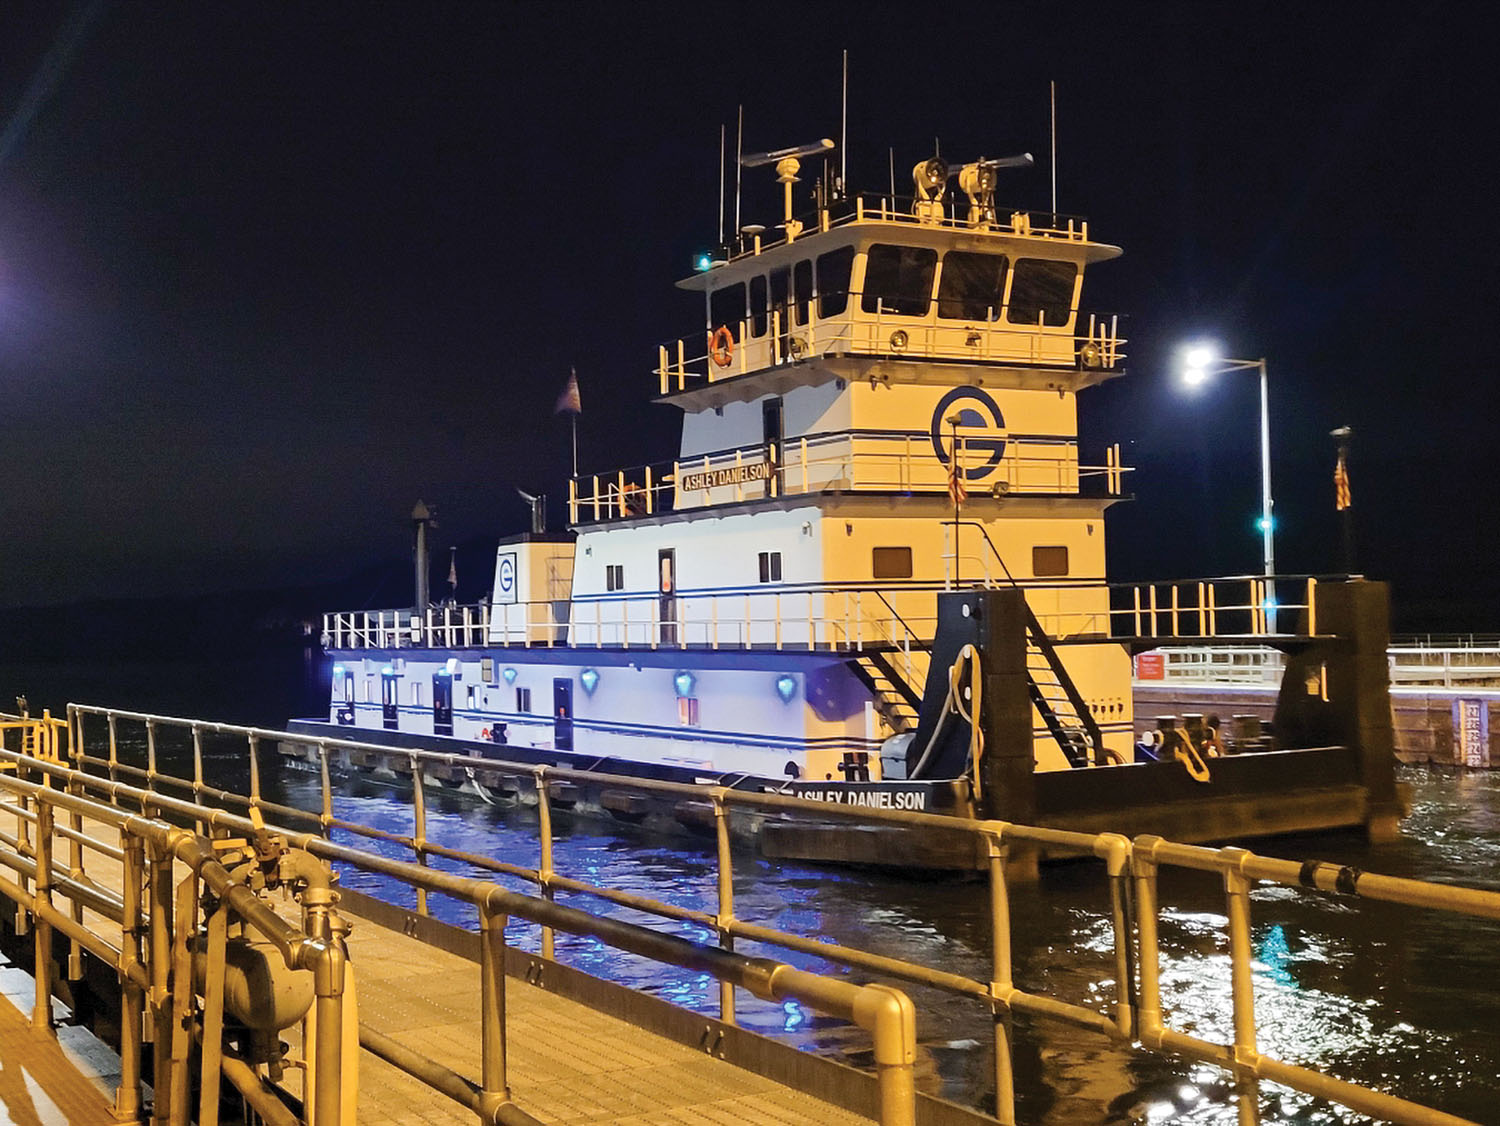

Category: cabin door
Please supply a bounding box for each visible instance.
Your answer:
[657,548,678,645]
[336,668,355,725]
[762,397,783,497]
[381,671,399,731]
[432,672,454,736]
[553,677,574,751]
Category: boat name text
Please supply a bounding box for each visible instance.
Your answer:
[680,461,772,491]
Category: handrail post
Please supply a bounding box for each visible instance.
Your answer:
[479,902,512,1118]
[191,724,206,835]
[247,732,262,810]
[1130,837,1164,1045]
[411,755,429,917]
[310,939,348,1126]
[32,796,56,1035]
[1223,848,1262,1122]
[535,768,555,959]
[318,741,334,838]
[168,871,198,1122]
[106,710,120,796]
[116,831,146,1121]
[986,830,1016,1125]
[712,790,736,1025]
[196,898,229,1126]
[148,846,174,1125]
[1098,834,1136,1040]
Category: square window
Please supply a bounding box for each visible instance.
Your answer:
[516,686,532,713]
[872,546,913,579]
[605,564,624,592]
[1033,545,1069,577]
[758,550,782,583]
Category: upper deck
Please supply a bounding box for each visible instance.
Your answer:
[657,191,1125,404]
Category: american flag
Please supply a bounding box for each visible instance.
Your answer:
[555,368,582,414]
[1334,449,1351,511]
[947,459,968,506]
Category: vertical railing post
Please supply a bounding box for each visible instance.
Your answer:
[168,872,198,1123]
[535,768,555,960]
[196,899,229,1126]
[145,718,158,804]
[411,755,429,917]
[311,941,348,1126]
[479,902,511,1118]
[1131,839,1164,1047]
[985,830,1015,1125]
[247,732,262,812]
[191,724,206,836]
[1222,848,1262,1125]
[117,831,146,1122]
[318,741,334,838]
[712,790,736,1026]
[32,796,56,1034]
[148,846,174,1126]
[1099,835,1136,1040]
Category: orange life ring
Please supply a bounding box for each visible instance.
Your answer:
[709,324,734,368]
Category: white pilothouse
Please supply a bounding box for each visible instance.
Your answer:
[312,135,1138,813]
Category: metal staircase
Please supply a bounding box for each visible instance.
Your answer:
[851,649,925,733]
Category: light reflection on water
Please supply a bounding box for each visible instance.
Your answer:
[105,729,1500,1124]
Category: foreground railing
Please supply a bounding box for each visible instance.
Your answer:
[3,713,926,1125]
[0,727,352,1125]
[53,704,1499,1125]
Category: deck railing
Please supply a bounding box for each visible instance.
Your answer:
[3,713,924,1126]
[569,429,1129,524]
[51,704,1497,1126]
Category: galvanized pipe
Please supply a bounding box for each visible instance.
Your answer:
[116,831,146,1122]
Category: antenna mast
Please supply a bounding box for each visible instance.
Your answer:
[1050,80,1058,216]
[840,49,848,189]
[717,123,726,244]
[734,105,744,237]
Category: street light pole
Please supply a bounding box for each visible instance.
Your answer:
[1256,357,1275,584]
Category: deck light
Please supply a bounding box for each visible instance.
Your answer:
[580,668,600,696]
[333,664,345,677]
[502,667,518,685]
[775,674,798,703]
[693,252,713,272]
[674,670,696,698]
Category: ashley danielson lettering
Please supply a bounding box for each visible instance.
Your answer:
[680,461,772,491]
[788,787,928,811]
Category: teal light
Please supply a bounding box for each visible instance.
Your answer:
[502,667,518,685]
[693,252,713,272]
[674,670,696,697]
[1256,515,1275,532]
[381,665,394,676]
[580,668,600,696]
[775,674,797,703]
[332,664,345,677]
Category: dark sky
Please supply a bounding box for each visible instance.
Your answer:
[1,3,1496,629]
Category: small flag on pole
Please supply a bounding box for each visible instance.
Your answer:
[555,368,582,414]
[947,459,968,506]
[447,546,458,592]
[1334,449,1351,511]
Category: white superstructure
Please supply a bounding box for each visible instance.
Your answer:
[322,143,1137,789]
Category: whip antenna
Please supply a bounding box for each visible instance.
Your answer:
[734,105,743,236]
[717,122,726,244]
[1050,80,1058,216]
[840,49,848,189]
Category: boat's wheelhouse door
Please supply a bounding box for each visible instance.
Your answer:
[762,396,783,497]
[381,670,399,731]
[553,677,573,751]
[432,670,454,736]
[336,667,355,726]
[658,548,677,645]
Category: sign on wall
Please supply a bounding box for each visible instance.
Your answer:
[495,552,518,605]
[1135,653,1165,680]
[1453,698,1490,768]
[680,461,771,491]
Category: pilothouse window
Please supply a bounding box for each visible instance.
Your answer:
[861,244,937,316]
[750,275,769,337]
[710,282,746,342]
[793,260,812,324]
[1007,259,1078,326]
[938,252,1008,321]
[816,247,854,318]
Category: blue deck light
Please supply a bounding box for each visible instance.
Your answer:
[693,252,713,272]
[580,668,600,696]
[775,674,797,703]
[502,667,518,685]
[674,670,696,698]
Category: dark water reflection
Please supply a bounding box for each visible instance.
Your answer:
[11,658,1499,1124]
[256,763,1499,1126]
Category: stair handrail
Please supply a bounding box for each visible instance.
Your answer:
[950,520,1109,767]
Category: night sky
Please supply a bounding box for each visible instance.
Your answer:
[2,3,1496,631]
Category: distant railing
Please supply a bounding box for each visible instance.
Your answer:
[1135,641,1500,688]
[569,429,1130,524]
[1109,576,1327,640]
[54,705,1499,1126]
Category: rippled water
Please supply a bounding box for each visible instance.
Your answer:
[261,763,1500,1125]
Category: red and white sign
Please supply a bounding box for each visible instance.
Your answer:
[1135,653,1165,680]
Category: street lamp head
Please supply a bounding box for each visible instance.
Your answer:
[1179,342,1220,387]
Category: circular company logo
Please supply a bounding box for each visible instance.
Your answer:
[497,555,516,596]
[929,386,1007,480]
